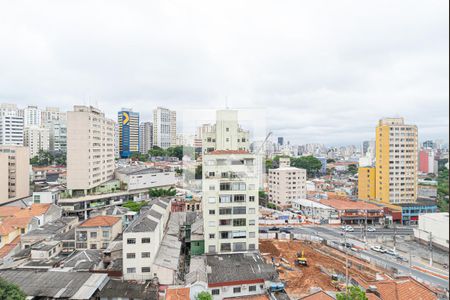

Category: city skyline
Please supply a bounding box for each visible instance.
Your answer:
[0,1,448,145]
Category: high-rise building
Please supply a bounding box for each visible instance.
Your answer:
[67,106,115,196]
[118,109,140,158]
[268,157,307,208]
[0,146,30,202]
[277,137,284,146]
[202,110,249,154]
[419,149,436,174]
[202,109,259,254]
[114,122,120,159]
[45,120,67,152]
[139,122,153,154]
[41,107,66,123]
[24,126,50,158]
[0,103,20,117]
[375,118,418,204]
[23,106,42,127]
[153,107,176,149]
[0,115,24,146]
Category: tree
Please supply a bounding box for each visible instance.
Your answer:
[327,158,336,163]
[336,286,368,300]
[195,291,213,300]
[122,201,148,212]
[437,168,449,212]
[149,187,177,197]
[148,146,166,157]
[0,278,26,300]
[30,150,56,166]
[347,164,358,175]
[195,165,203,180]
[131,152,148,162]
[291,156,323,177]
[166,146,185,160]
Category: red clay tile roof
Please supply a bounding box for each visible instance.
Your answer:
[374,278,438,300]
[0,204,52,219]
[79,215,121,227]
[2,216,33,229]
[208,150,250,155]
[0,236,21,258]
[0,223,15,235]
[165,287,190,300]
[301,291,335,300]
[0,207,21,218]
[224,296,270,300]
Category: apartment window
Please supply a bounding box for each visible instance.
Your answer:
[127,268,136,274]
[219,195,232,203]
[249,219,256,226]
[234,194,245,202]
[208,197,216,203]
[249,208,256,214]
[209,185,215,191]
[90,244,97,249]
[209,234,215,239]
[209,210,216,215]
[232,231,246,239]
[142,238,151,243]
[220,243,231,252]
[233,287,241,293]
[127,253,136,259]
[249,232,256,238]
[233,219,246,226]
[249,196,255,202]
[212,289,220,295]
[127,238,136,244]
[249,285,257,292]
[102,242,109,249]
[208,221,216,227]
[102,231,109,238]
[248,244,256,250]
[142,267,151,273]
[219,208,232,215]
[142,252,151,258]
[233,206,246,214]
[220,183,231,191]
[90,232,97,238]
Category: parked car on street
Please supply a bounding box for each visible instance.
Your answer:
[367,226,376,232]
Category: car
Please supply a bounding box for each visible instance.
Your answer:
[379,247,388,253]
[344,226,354,232]
[386,249,398,256]
[367,226,376,232]
[396,255,408,263]
[341,242,352,248]
[371,245,382,252]
[350,247,359,252]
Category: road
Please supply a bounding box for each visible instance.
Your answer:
[260,225,449,289]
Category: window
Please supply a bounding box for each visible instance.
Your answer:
[249,196,255,202]
[249,232,256,238]
[209,234,215,239]
[212,289,220,295]
[208,221,216,227]
[219,195,232,203]
[127,268,136,273]
[209,185,215,191]
[90,244,97,249]
[220,243,231,252]
[142,252,151,258]
[209,210,216,215]
[249,208,256,214]
[234,194,245,202]
[141,267,151,273]
[232,231,246,238]
[127,238,136,244]
[233,219,246,226]
[102,242,109,249]
[219,208,232,215]
[233,287,241,293]
[249,244,256,250]
[208,197,216,203]
[249,219,256,226]
[208,245,216,253]
[142,238,151,243]
[249,285,257,292]
[102,231,109,238]
[90,232,97,238]
[127,253,136,259]
[233,206,246,214]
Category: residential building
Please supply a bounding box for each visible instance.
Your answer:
[45,119,67,152]
[41,107,66,123]
[23,105,41,127]
[202,110,258,255]
[118,109,140,158]
[153,107,176,149]
[277,137,284,146]
[0,115,24,146]
[0,146,30,202]
[375,118,418,204]
[419,149,436,174]
[67,106,115,196]
[24,126,50,158]
[292,198,340,224]
[202,110,249,154]
[122,198,171,281]
[75,215,122,250]
[268,157,307,208]
[0,103,20,117]
[358,167,376,201]
[317,198,384,225]
[139,121,153,154]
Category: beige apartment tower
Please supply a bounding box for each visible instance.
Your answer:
[0,146,30,203]
[67,106,115,196]
[268,157,307,208]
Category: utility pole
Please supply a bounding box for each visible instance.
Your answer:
[364,209,368,243]
[429,231,433,266]
[393,221,397,251]
[344,231,349,298]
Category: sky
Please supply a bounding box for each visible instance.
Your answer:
[0,0,448,145]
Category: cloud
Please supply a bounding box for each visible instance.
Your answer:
[0,0,448,145]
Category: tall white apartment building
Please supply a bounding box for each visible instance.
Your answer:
[23,106,42,127]
[41,107,66,123]
[202,110,259,254]
[67,106,115,196]
[153,107,176,149]
[139,122,153,154]
[0,146,30,202]
[0,103,20,117]
[45,120,67,152]
[202,110,249,154]
[268,157,307,208]
[24,126,50,158]
[0,115,24,146]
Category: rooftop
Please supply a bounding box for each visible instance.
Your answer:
[97,280,158,300]
[31,241,60,251]
[116,166,165,175]
[165,287,190,300]
[300,290,335,300]
[154,234,181,271]
[206,253,278,287]
[79,215,121,227]
[125,210,158,233]
[207,150,250,155]
[318,199,382,211]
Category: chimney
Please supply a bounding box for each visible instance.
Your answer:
[366,285,381,297]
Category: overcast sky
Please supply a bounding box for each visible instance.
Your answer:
[0,0,448,145]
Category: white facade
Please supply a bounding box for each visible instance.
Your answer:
[414,212,449,250]
[32,191,60,204]
[41,107,66,123]
[268,158,307,208]
[67,106,115,195]
[139,122,153,154]
[0,115,24,146]
[24,126,50,158]
[202,110,250,154]
[0,103,20,117]
[115,168,176,192]
[122,199,171,281]
[23,106,42,127]
[153,107,176,149]
[45,120,67,152]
